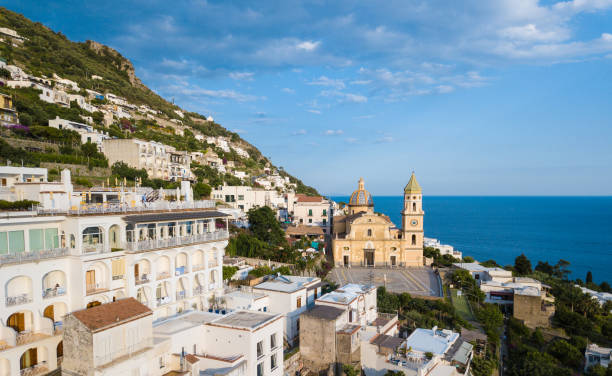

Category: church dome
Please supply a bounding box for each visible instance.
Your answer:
[349,177,373,206]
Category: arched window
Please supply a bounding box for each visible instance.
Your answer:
[412,202,416,211]
[367,229,372,237]
[411,235,416,245]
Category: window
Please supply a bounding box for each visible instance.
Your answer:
[413,202,416,211]
[308,209,312,216]
[308,218,312,224]
[323,209,327,216]
[322,219,326,225]
[349,309,353,322]
[257,340,263,358]
[271,353,278,370]
[270,333,277,349]
[257,362,264,376]
[367,229,372,237]
[238,195,244,200]
[411,235,416,245]
[112,259,125,279]
[297,297,302,308]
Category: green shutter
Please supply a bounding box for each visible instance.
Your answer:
[45,228,59,249]
[0,232,7,254]
[8,231,25,253]
[29,229,44,251]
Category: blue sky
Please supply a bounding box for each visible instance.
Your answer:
[5,0,612,195]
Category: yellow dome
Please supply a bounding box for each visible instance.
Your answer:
[349,177,373,206]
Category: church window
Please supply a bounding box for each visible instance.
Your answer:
[367,229,372,237]
[411,235,416,245]
[413,203,416,211]
[343,247,349,250]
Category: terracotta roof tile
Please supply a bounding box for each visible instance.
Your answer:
[296,194,323,203]
[71,298,152,332]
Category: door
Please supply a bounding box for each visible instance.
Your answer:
[8,312,25,332]
[391,256,396,266]
[134,263,140,280]
[44,305,55,322]
[343,255,349,266]
[86,270,96,291]
[365,251,374,267]
[20,348,37,370]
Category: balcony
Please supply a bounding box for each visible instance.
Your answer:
[209,283,216,290]
[192,264,204,271]
[126,231,229,252]
[0,248,69,266]
[193,286,205,295]
[208,260,219,268]
[175,266,186,276]
[86,284,108,295]
[42,287,66,299]
[156,272,170,280]
[83,243,104,254]
[156,296,171,306]
[17,331,51,347]
[135,275,150,285]
[37,199,216,215]
[176,291,186,301]
[6,294,32,306]
[20,364,49,376]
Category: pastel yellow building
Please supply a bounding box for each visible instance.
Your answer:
[332,173,424,267]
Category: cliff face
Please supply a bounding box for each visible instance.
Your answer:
[85,40,144,88]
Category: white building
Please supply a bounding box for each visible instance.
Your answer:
[576,285,612,307]
[252,275,321,346]
[49,117,110,151]
[290,194,331,231]
[0,172,230,375]
[224,286,270,312]
[316,284,378,326]
[211,186,290,214]
[585,343,612,371]
[68,94,96,113]
[424,237,462,260]
[453,262,512,283]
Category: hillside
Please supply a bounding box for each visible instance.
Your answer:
[0,7,319,196]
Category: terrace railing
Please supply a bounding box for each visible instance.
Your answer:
[0,248,69,266]
[126,231,229,252]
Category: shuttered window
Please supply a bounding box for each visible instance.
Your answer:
[8,231,25,253]
[45,228,59,249]
[29,229,44,251]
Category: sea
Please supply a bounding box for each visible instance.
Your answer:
[330,196,612,284]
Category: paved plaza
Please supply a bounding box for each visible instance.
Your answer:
[329,267,442,297]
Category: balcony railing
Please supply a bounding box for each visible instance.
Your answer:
[209,283,217,290]
[127,231,229,252]
[193,286,205,295]
[20,363,48,376]
[37,199,215,216]
[135,275,150,285]
[157,296,171,306]
[175,266,186,276]
[192,264,204,271]
[83,243,104,254]
[157,272,170,280]
[176,291,186,300]
[43,287,66,299]
[0,247,69,266]
[6,294,32,306]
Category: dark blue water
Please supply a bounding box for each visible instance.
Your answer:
[331,196,612,283]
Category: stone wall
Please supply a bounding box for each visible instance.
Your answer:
[514,294,554,328]
[61,315,94,376]
[283,350,303,376]
[41,162,111,178]
[300,314,337,373]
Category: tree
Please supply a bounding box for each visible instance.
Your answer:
[91,111,104,124]
[80,141,98,158]
[462,256,475,263]
[535,261,554,275]
[342,364,360,376]
[384,371,405,376]
[247,206,286,247]
[587,271,593,284]
[193,182,211,199]
[222,266,238,281]
[601,281,612,293]
[19,113,32,126]
[547,339,583,369]
[514,253,532,276]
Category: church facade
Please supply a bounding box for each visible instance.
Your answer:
[332,173,424,267]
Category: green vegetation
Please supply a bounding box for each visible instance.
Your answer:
[222,266,238,281]
[423,246,460,267]
[0,199,39,211]
[450,288,475,321]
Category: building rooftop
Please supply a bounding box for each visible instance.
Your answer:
[154,312,221,336]
[371,334,405,350]
[123,210,230,224]
[285,225,325,236]
[209,310,280,330]
[254,274,319,293]
[303,305,345,320]
[404,328,459,356]
[317,283,374,305]
[295,194,324,203]
[71,298,152,333]
[453,262,510,275]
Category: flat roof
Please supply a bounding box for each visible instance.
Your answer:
[254,275,319,293]
[453,262,509,274]
[153,311,221,336]
[123,210,230,224]
[371,334,405,350]
[209,310,280,330]
[317,284,374,305]
[303,305,345,320]
[405,328,459,355]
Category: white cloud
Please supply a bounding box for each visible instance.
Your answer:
[350,80,372,85]
[320,90,367,103]
[292,129,307,135]
[325,129,344,135]
[167,84,261,102]
[308,76,345,89]
[375,136,394,143]
[229,72,254,80]
[354,114,375,119]
[282,87,295,94]
[345,137,358,144]
[436,85,454,94]
[307,109,321,114]
[296,40,321,51]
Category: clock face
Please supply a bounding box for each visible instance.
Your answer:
[411,220,418,226]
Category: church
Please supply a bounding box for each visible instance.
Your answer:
[332,173,424,267]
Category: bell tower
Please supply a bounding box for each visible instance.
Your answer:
[402,172,424,251]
